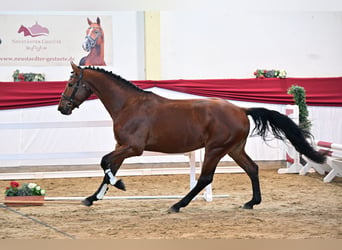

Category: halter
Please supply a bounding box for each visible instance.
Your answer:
[61,69,91,108]
[85,26,102,49]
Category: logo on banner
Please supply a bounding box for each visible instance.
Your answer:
[17,22,49,37]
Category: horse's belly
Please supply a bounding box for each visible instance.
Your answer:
[145,126,204,153]
[145,143,204,154]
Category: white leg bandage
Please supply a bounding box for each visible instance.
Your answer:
[96,183,108,200]
[105,169,117,186]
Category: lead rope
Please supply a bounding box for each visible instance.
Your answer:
[0,203,76,239]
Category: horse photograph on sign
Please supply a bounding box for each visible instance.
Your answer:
[79,17,106,66]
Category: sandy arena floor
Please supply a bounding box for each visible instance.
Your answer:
[0,166,341,239]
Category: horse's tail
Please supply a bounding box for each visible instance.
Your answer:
[245,107,326,164]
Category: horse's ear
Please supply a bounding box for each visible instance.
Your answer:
[96,17,100,25]
[87,18,92,25]
[70,62,80,73]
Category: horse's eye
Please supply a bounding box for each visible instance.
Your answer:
[68,82,73,87]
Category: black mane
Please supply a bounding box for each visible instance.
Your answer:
[84,66,148,93]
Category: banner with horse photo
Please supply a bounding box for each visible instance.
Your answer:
[0,14,113,66]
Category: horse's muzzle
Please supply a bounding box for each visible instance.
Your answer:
[82,39,91,52]
[58,103,73,115]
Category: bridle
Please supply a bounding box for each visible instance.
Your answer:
[84,26,102,49]
[61,68,92,108]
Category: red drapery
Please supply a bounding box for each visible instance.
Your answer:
[0,77,341,110]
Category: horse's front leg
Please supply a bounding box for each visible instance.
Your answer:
[82,174,110,206]
[82,158,125,206]
[82,145,143,206]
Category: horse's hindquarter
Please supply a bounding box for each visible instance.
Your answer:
[144,98,250,153]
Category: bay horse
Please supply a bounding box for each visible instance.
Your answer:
[58,62,326,213]
[79,17,106,66]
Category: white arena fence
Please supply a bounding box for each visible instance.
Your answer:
[0,120,112,162]
[278,105,342,182]
[300,141,342,182]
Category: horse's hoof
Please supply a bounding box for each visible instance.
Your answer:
[82,198,93,207]
[242,203,254,209]
[114,179,126,191]
[167,206,180,213]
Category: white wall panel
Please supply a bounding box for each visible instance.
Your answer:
[160,11,342,79]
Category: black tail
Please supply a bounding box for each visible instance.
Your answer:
[246,107,326,164]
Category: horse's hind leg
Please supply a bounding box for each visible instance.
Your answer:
[229,150,261,209]
[168,149,225,213]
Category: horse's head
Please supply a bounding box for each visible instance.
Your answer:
[82,17,104,52]
[58,62,93,115]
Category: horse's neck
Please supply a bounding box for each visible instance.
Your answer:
[88,43,105,64]
[89,77,134,118]
[90,43,104,56]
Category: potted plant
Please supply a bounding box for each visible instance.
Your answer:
[288,85,312,166]
[287,85,312,132]
[12,70,45,82]
[4,181,46,206]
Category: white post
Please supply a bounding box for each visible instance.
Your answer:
[188,150,213,202]
[189,151,197,189]
[278,105,304,174]
[199,149,213,202]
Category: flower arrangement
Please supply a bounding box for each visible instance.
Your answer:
[254,69,287,79]
[4,181,46,197]
[12,69,45,82]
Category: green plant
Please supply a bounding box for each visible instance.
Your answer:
[4,181,46,197]
[12,70,45,82]
[287,85,311,132]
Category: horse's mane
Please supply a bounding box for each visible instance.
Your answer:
[84,66,148,93]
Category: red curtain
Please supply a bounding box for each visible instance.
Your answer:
[133,77,342,106]
[1,77,341,110]
[0,81,98,110]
